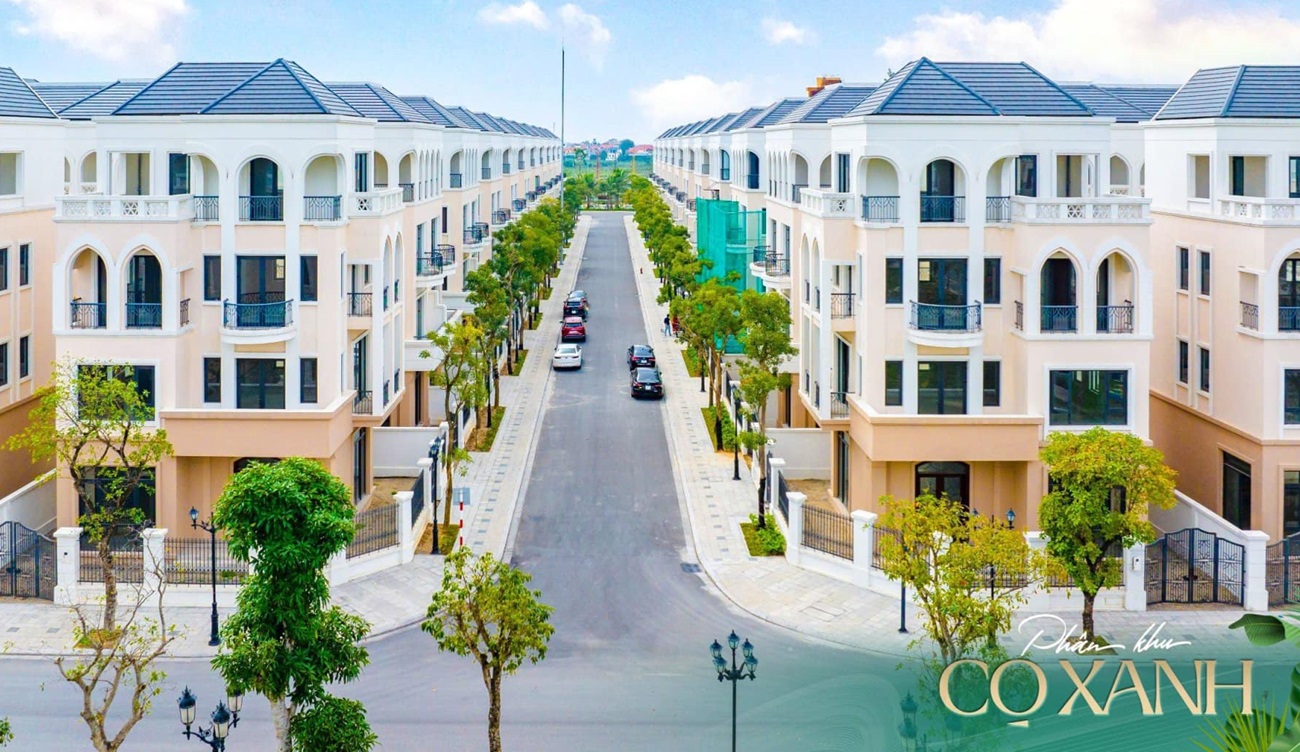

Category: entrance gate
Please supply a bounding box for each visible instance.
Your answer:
[0,521,56,600]
[1145,527,1244,606]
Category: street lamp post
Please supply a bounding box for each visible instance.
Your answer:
[711,630,757,752]
[899,691,918,751]
[898,543,909,634]
[732,392,741,481]
[189,507,221,647]
[177,686,242,750]
[430,438,442,555]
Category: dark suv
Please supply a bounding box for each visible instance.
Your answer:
[627,345,655,370]
[563,297,587,319]
[630,367,663,399]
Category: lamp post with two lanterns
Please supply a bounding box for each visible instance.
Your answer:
[177,686,242,750]
[710,630,757,752]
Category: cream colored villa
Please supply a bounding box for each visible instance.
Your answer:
[0,59,559,530]
[654,59,1300,540]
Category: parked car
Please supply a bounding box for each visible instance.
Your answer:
[630,367,663,399]
[569,289,588,307]
[552,343,583,370]
[563,297,587,320]
[627,344,656,370]
[561,316,586,341]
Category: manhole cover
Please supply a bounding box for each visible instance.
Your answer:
[680,562,701,574]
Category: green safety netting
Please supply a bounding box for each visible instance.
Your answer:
[694,198,766,295]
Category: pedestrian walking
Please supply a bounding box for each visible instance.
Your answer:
[672,315,680,338]
[662,314,672,337]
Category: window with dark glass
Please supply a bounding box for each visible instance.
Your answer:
[1286,370,1300,425]
[1049,370,1128,425]
[0,342,7,386]
[236,358,286,409]
[78,467,156,524]
[1199,347,1210,392]
[1291,157,1300,199]
[885,360,902,406]
[354,152,369,193]
[1230,156,1245,197]
[168,153,189,195]
[0,247,8,291]
[203,255,220,301]
[983,360,1000,407]
[836,153,850,193]
[917,361,966,415]
[203,357,221,403]
[1178,340,1189,384]
[1285,469,1300,537]
[1178,247,1189,291]
[300,256,317,302]
[77,364,155,416]
[916,461,969,509]
[984,258,1001,304]
[885,257,903,304]
[1222,452,1252,530]
[300,357,318,403]
[1199,251,1210,295]
[18,244,28,286]
[18,336,28,378]
[1015,155,1037,197]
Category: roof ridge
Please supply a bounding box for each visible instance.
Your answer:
[870,58,926,113]
[1098,86,1153,116]
[366,83,405,119]
[1018,60,1095,115]
[201,59,313,115]
[111,60,184,115]
[279,60,336,115]
[1223,65,1248,117]
[1153,74,1197,120]
[6,68,60,118]
[926,59,1002,114]
[49,79,118,114]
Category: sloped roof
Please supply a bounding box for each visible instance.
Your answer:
[1059,85,1152,122]
[1104,86,1178,116]
[327,82,428,122]
[704,112,742,133]
[27,82,108,111]
[399,96,457,127]
[448,106,489,130]
[0,67,59,119]
[776,84,877,124]
[849,58,1091,118]
[473,111,508,133]
[114,62,268,115]
[724,106,765,132]
[58,80,150,119]
[742,98,804,129]
[204,60,361,116]
[1156,66,1300,120]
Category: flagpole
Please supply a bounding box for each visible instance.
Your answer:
[560,46,566,190]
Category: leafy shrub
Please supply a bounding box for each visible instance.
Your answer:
[746,514,785,555]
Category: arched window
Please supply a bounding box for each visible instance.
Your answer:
[915,462,969,509]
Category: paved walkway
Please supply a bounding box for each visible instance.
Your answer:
[621,211,1253,657]
[0,211,592,659]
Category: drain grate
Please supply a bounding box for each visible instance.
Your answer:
[680,562,701,574]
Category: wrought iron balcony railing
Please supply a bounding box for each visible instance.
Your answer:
[417,252,444,277]
[353,390,372,415]
[193,195,219,221]
[746,174,760,190]
[910,301,982,332]
[764,249,789,276]
[861,195,900,223]
[348,292,372,316]
[830,391,849,418]
[179,298,190,327]
[303,195,341,221]
[1240,301,1259,330]
[986,196,1012,223]
[751,245,769,264]
[239,195,283,222]
[449,173,463,188]
[224,296,292,329]
[70,301,106,329]
[920,195,965,223]
[125,302,162,328]
[400,183,414,202]
[1097,304,1134,333]
[1040,305,1078,333]
[435,244,456,265]
[830,293,854,318]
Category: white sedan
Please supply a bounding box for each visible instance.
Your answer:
[552,343,583,370]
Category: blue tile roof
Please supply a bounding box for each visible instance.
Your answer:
[704,112,741,134]
[114,62,268,115]
[1157,66,1300,119]
[777,84,877,124]
[58,80,150,119]
[327,82,428,122]
[848,58,1091,117]
[1104,86,1178,117]
[724,106,765,132]
[744,98,804,128]
[27,82,109,111]
[472,111,509,133]
[399,96,457,127]
[448,107,490,130]
[0,67,58,118]
[1059,84,1152,122]
[204,60,361,116]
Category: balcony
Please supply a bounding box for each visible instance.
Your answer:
[513,198,526,212]
[1011,195,1149,224]
[492,209,511,225]
[450,173,464,189]
[69,301,105,329]
[830,292,854,319]
[1241,301,1259,330]
[829,391,850,419]
[861,196,899,224]
[303,195,341,222]
[1217,197,1300,225]
[400,183,414,203]
[1283,308,1300,332]
[791,184,807,203]
[125,302,162,329]
[221,296,295,344]
[353,390,373,415]
[351,187,403,217]
[720,167,730,182]
[348,292,372,317]
[55,194,194,222]
[464,224,489,247]
[179,298,190,327]
[1096,304,1134,334]
[799,188,855,218]
[908,301,982,347]
[745,174,760,190]
[986,196,1011,223]
[239,195,283,222]
[416,253,445,279]
[1041,305,1078,333]
[193,196,219,222]
[482,167,493,180]
[920,195,965,223]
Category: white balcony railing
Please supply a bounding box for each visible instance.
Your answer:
[55,194,193,222]
[351,187,404,217]
[799,188,856,218]
[1010,195,1150,224]
[1217,197,1300,225]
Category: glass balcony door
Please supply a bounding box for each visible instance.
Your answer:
[917,361,966,415]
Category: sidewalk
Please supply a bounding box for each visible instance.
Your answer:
[0,213,592,659]
[621,213,1252,657]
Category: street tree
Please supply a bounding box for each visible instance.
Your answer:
[736,290,797,528]
[618,138,635,155]
[5,361,173,632]
[0,718,8,748]
[1039,427,1177,638]
[681,278,742,419]
[212,458,374,752]
[464,266,510,422]
[422,318,487,526]
[489,224,530,369]
[877,493,1042,664]
[423,548,554,752]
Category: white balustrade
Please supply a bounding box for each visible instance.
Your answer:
[1217,196,1300,224]
[798,188,855,218]
[1009,195,1150,224]
[351,187,404,216]
[54,194,193,221]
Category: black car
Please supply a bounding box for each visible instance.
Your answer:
[630,367,663,399]
[563,297,587,320]
[627,344,656,370]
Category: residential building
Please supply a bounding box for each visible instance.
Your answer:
[4,58,559,530]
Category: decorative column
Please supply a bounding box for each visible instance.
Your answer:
[1242,530,1270,612]
[786,492,806,567]
[1022,531,1052,611]
[54,527,82,606]
[850,510,875,589]
[141,527,167,610]
[396,491,414,564]
[1122,542,1147,612]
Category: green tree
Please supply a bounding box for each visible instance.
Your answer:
[212,458,374,752]
[423,548,555,752]
[0,718,8,748]
[422,318,487,526]
[618,138,635,155]
[678,279,742,428]
[877,494,1042,664]
[5,361,173,633]
[1039,427,1177,638]
[736,290,797,528]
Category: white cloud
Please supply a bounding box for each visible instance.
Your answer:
[631,75,756,133]
[761,17,813,45]
[559,3,612,68]
[877,0,1300,83]
[477,1,549,30]
[8,0,189,64]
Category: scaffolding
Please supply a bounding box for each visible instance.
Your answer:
[694,198,766,294]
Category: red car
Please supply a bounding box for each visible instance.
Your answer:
[561,316,586,341]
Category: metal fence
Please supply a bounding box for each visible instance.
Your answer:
[801,506,854,561]
[1044,540,1124,589]
[776,475,789,522]
[163,536,250,586]
[872,526,902,570]
[80,533,144,584]
[410,473,425,530]
[347,504,399,559]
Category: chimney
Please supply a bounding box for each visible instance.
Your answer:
[806,76,843,98]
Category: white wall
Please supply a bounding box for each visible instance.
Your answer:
[1149,489,1248,545]
[0,470,56,532]
[372,426,439,476]
[768,428,830,479]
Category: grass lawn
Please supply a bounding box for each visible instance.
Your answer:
[683,348,701,377]
[541,286,553,300]
[740,517,785,556]
[701,404,736,452]
[528,313,542,330]
[466,407,507,452]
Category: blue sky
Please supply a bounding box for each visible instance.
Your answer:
[3,0,1300,142]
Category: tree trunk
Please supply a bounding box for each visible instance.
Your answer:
[757,477,767,530]
[487,672,503,752]
[444,393,455,528]
[98,539,117,633]
[484,368,493,428]
[270,698,293,752]
[505,336,514,376]
[493,370,501,408]
[1082,593,1097,639]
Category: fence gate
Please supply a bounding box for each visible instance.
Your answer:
[1267,534,1300,606]
[1145,527,1244,606]
[0,521,55,600]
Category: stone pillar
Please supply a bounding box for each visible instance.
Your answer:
[396,491,414,564]
[1122,542,1147,612]
[786,492,806,566]
[416,458,434,529]
[851,510,876,588]
[54,527,82,606]
[141,528,167,610]
[1023,531,1052,611]
[1243,530,1270,612]
[769,458,786,521]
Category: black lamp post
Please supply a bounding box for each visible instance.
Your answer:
[899,691,918,751]
[732,392,741,481]
[177,686,242,750]
[1006,508,1016,529]
[430,438,442,555]
[711,630,757,752]
[189,507,221,647]
[898,541,909,634]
